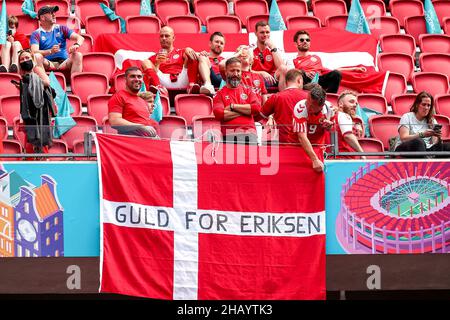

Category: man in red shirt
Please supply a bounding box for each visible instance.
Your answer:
[141,26,215,95]
[213,57,261,144]
[198,31,225,88]
[108,67,160,137]
[259,69,307,144]
[0,16,30,73]
[292,85,334,172]
[251,20,287,90]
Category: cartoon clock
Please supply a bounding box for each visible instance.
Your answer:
[17,219,37,243]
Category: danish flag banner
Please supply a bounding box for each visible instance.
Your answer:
[94,133,326,300]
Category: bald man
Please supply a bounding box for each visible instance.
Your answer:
[141,26,215,95]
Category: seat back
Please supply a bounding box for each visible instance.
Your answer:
[444,17,450,36]
[420,53,450,80]
[358,137,385,159]
[75,0,110,26]
[246,14,270,33]
[234,0,268,27]
[369,115,401,150]
[48,71,67,91]
[1,140,23,161]
[206,15,242,33]
[67,34,94,54]
[174,94,213,126]
[55,16,82,32]
[5,0,25,16]
[71,72,110,104]
[0,74,21,97]
[378,53,414,82]
[434,114,450,139]
[412,72,449,97]
[82,52,117,80]
[435,94,450,118]
[278,0,308,23]
[167,15,202,33]
[192,115,221,141]
[391,93,417,115]
[358,94,388,114]
[126,15,162,33]
[368,16,400,39]
[67,94,83,116]
[16,15,39,34]
[390,0,423,27]
[325,15,349,30]
[286,16,321,30]
[194,0,228,25]
[102,117,118,134]
[380,34,416,57]
[115,0,142,18]
[48,139,69,161]
[0,95,20,126]
[155,0,190,25]
[360,0,386,18]
[61,116,98,150]
[404,15,427,43]
[87,94,113,125]
[312,0,347,26]
[85,15,121,40]
[433,0,450,26]
[419,34,450,54]
[0,117,8,140]
[383,72,407,104]
[159,115,188,140]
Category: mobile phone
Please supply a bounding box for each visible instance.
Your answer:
[433,124,442,132]
[7,30,12,36]
[10,79,20,86]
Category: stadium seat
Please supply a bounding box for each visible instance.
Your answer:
[432,0,450,27]
[5,0,25,16]
[404,15,427,43]
[390,0,423,27]
[194,0,228,26]
[435,94,450,118]
[126,16,162,34]
[357,137,385,159]
[71,72,110,104]
[47,72,67,91]
[445,17,450,35]
[67,34,94,54]
[154,0,190,25]
[167,15,202,34]
[246,14,270,33]
[326,93,339,107]
[36,0,71,16]
[192,115,221,141]
[0,117,8,140]
[1,140,23,161]
[67,94,83,116]
[115,0,142,18]
[378,53,415,82]
[277,0,308,23]
[174,94,213,126]
[358,94,388,114]
[16,15,39,35]
[206,16,242,33]
[113,73,126,93]
[383,72,407,104]
[61,115,98,151]
[360,0,386,18]
[55,16,82,32]
[76,0,110,26]
[73,139,97,160]
[82,52,117,81]
[12,117,25,147]
[324,15,349,30]
[367,16,401,39]
[234,0,268,28]
[101,117,118,134]
[159,115,188,140]
[391,93,417,115]
[0,95,20,126]
[411,72,449,96]
[368,115,401,150]
[0,74,21,97]
[380,34,416,57]
[419,53,450,80]
[434,114,450,139]
[286,16,321,30]
[87,94,113,125]
[48,139,69,161]
[85,15,121,40]
[418,34,450,54]
[312,0,347,26]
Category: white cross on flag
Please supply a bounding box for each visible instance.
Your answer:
[95,133,326,300]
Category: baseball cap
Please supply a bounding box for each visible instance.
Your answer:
[38,5,59,17]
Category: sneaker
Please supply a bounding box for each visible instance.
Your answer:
[187,83,200,94]
[8,64,18,73]
[0,65,7,73]
[200,84,215,96]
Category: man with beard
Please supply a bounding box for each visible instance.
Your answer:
[198,32,226,88]
[213,57,261,144]
[108,67,160,138]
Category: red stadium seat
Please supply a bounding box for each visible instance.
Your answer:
[61,115,98,150]
[82,52,117,80]
[0,74,21,97]
[418,34,450,54]
[36,0,71,16]
[358,137,385,159]
[380,34,416,57]
[194,0,228,26]
[48,139,69,160]
[192,115,221,141]
[391,93,417,115]
[312,0,347,26]
[357,94,388,114]
[71,72,109,104]
[48,72,67,91]
[383,72,407,104]
[5,0,25,16]
[174,94,213,126]
[167,15,202,34]
[55,16,82,32]
[0,117,8,140]
[277,0,308,23]
[412,72,449,96]
[419,53,450,80]
[434,114,450,139]
[368,115,401,150]
[12,117,26,147]
[101,117,118,134]
[325,15,348,30]
[367,16,400,39]
[115,0,141,18]
[126,16,162,33]
[445,17,450,35]
[234,0,268,28]
[206,15,242,33]
[360,0,386,18]
[1,140,23,161]
[85,15,121,40]
[404,15,427,43]
[435,94,450,118]
[67,34,94,54]
[326,93,339,107]
[246,14,270,33]
[390,0,423,27]
[73,139,97,160]
[0,95,20,126]
[159,115,188,140]
[286,16,321,30]
[113,73,126,92]
[16,15,39,35]
[154,0,190,25]
[75,0,110,26]
[87,94,113,125]
[432,0,450,27]
[67,94,83,116]
[378,53,415,82]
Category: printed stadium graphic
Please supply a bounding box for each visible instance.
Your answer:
[337,162,450,254]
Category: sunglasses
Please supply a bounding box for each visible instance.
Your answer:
[299,38,310,42]
[213,58,219,64]
[259,52,264,64]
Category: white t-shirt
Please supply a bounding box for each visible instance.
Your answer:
[395,112,437,149]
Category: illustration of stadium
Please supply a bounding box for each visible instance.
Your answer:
[336,162,450,254]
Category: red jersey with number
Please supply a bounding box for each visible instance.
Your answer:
[292,99,334,145]
[209,55,224,75]
[241,70,267,101]
[213,85,261,135]
[150,48,185,75]
[252,47,276,75]
[293,54,327,75]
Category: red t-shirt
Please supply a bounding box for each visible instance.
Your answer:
[14,32,29,50]
[213,85,261,135]
[261,88,308,143]
[336,111,357,158]
[252,47,276,75]
[108,89,160,132]
[241,70,267,101]
[209,55,223,75]
[150,48,185,75]
[293,54,327,75]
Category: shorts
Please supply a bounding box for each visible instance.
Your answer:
[157,68,189,89]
